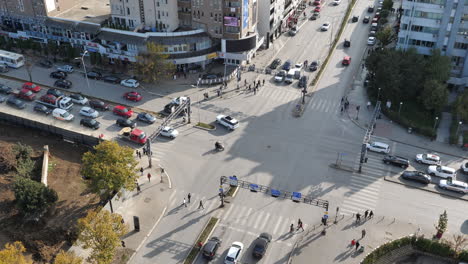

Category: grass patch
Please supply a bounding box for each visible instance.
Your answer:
[195,122,215,130]
[226,186,237,197]
[47,159,56,172]
[184,217,219,264]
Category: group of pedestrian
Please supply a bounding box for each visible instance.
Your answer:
[340,97,350,113]
[182,193,204,209]
[135,149,142,159]
[289,219,305,233]
[356,210,374,223]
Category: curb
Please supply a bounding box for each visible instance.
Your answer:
[193,124,216,131]
[384,176,468,201]
[329,163,355,172]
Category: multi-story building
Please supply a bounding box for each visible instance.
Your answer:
[257,0,285,47]
[397,0,468,86]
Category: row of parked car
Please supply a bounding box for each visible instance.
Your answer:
[366,141,468,194]
[269,59,319,88]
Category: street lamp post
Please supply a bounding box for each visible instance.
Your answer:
[75,50,90,92]
[377,87,381,101]
[457,121,463,136]
[433,116,439,133]
[398,102,403,116]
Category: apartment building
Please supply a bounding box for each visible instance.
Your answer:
[397,0,468,86]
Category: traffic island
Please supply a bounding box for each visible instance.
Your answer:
[184,217,219,264]
[194,122,216,131]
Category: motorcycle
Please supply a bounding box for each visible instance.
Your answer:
[215,142,225,151]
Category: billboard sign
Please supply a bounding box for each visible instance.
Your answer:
[243,0,249,29]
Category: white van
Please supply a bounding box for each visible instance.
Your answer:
[285,69,295,84]
[52,108,74,121]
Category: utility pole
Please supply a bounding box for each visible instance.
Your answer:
[358,101,380,173]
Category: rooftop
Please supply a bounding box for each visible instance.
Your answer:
[47,0,110,24]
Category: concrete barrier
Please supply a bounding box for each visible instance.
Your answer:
[41,145,49,186]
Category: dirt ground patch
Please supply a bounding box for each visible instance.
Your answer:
[0,124,100,263]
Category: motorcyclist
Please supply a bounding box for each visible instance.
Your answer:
[215,141,223,150]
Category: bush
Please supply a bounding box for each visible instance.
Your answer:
[382,108,436,138]
[13,176,58,215]
[459,250,468,261]
[12,142,33,161]
[16,157,35,178]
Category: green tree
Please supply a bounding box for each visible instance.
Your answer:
[435,210,448,238]
[81,141,138,199]
[419,79,448,113]
[134,42,175,83]
[399,48,425,100]
[454,90,468,122]
[53,250,83,264]
[47,42,59,61]
[0,241,32,264]
[424,49,451,84]
[376,25,396,48]
[16,157,35,178]
[76,209,128,264]
[13,176,58,215]
[12,143,33,161]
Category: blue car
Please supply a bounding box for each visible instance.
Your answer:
[137,112,156,124]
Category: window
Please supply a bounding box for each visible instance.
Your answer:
[411,25,423,32]
[454,42,468,49]
[127,7,130,15]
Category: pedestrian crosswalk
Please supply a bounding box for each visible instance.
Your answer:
[340,136,396,216]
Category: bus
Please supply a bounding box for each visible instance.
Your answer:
[0,49,24,68]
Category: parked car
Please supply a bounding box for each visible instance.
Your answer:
[102,75,121,84]
[160,126,179,139]
[46,88,64,98]
[314,6,321,12]
[439,179,468,194]
[217,115,239,130]
[415,153,441,165]
[38,59,53,68]
[123,91,143,102]
[282,60,292,71]
[252,233,272,258]
[89,99,109,110]
[342,56,352,66]
[6,97,26,109]
[460,162,468,174]
[57,65,74,73]
[269,58,282,69]
[116,117,137,128]
[224,242,244,264]
[202,237,221,260]
[363,16,370,23]
[311,11,320,20]
[79,106,99,118]
[366,141,390,154]
[164,102,179,114]
[275,70,286,82]
[344,39,351,47]
[401,171,431,184]
[383,155,409,168]
[54,79,72,89]
[33,104,52,115]
[0,84,13,94]
[86,71,102,79]
[50,71,67,79]
[22,82,41,93]
[137,112,156,124]
[369,30,377,37]
[309,60,320,71]
[289,26,299,36]
[80,118,100,130]
[333,0,341,5]
[313,0,321,5]
[368,5,375,12]
[427,165,456,178]
[352,15,359,22]
[69,93,89,105]
[113,105,133,118]
[298,76,308,88]
[121,79,140,88]
[52,108,74,121]
[368,36,376,45]
[321,22,331,31]
[172,96,188,105]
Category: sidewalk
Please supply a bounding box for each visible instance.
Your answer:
[69,153,173,262]
[290,214,432,264]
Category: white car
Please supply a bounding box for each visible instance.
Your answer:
[439,179,468,194]
[79,106,99,118]
[415,153,441,165]
[52,108,74,121]
[295,63,302,69]
[461,162,468,174]
[69,93,89,105]
[427,165,456,179]
[366,141,390,154]
[160,126,179,139]
[120,79,140,88]
[367,36,376,45]
[172,96,188,105]
[57,65,74,73]
[217,115,239,130]
[321,22,331,31]
[274,70,286,82]
[333,0,341,5]
[224,241,244,264]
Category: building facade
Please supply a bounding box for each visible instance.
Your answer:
[397,0,468,86]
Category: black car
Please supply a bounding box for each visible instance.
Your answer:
[0,84,13,94]
[50,71,67,79]
[164,103,178,114]
[383,155,409,168]
[80,118,101,130]
[282,60,292,71]
[202,237,221,260]
[368,5,374,12]
[252,233,272,258]
[344,39,351,47]
[38,59,53,68]
[0,96,6,103]
[6,97,26,109]
[137,112,156,124]
[352,15,359,22]
[309,61,319,71]
[401,171,431,184]
[46,88,64,98]
[33,104,52,115]
[89,99,110,110]
[102,75,121,84]
[298,76,308,88]
[54,79,72,89]
[86,71,102,79]
[116,118,137,128]
[269,58,282,69]
[363,16,370,23]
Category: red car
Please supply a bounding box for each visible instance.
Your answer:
[123,91,142,102]
[22,82,41,93]
[314,6,321,12]
[313,0,321,5]
[342,56,351,66]
[113,105,134,118]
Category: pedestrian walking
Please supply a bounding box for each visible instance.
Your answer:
[356,213,361,223]
[244,79,247,86]
[138,152,142,159]
[217,90,221,97]
[341,97,344,104]
[355,241,360,250]
[248,84,251,91]
[188,193,191,203]
[121,240,126,248]
[198,200,204,209]
[142,147,146,155]
[298,222,304,231]
[362,229,366,238]
[341,107,344,113]
[136,149,139,156]
[140,167,144,175]
[183,198,187,207]
[262,79,265,86]
[369,211,374,219]
[351,239,356,246]
[364,210,369,219]
[147,173,152,182]
[136,183,141,194]
[290,224,294,233]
